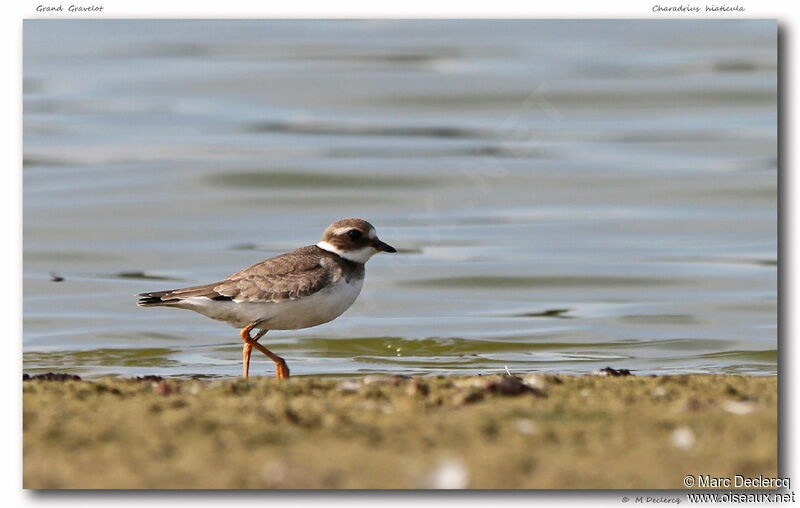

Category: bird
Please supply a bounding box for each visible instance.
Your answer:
[137,218,396,379]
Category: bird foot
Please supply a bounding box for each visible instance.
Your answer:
[275,359,290,379]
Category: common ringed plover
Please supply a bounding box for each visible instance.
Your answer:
[137,218,396,378]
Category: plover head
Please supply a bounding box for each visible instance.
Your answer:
[316,218,396,263]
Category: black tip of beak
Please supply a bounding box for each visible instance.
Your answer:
[375,240,396,253]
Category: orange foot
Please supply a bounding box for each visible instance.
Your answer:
[239,323,290,379]
[275,359,290,379]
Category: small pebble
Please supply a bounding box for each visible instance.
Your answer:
[652,387,667,397]
[429,459,469,489]
[723,400,757,415]
[337,380,361,393]
[671,426,696,450]
[593,367,633,377]
[522,374,549,391]
[260,461,288,484]
[452,391,483,406]
[485,376,548,397]
[406,380,429,397]
[154,380,177,396]
[363,375,411,386]
[514,418,538,435]
[485,376,524,395]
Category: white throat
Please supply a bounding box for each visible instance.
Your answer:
[317,241,377,264]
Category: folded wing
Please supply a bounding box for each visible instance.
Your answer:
[137,246,338,306]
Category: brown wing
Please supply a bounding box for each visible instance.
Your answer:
[137,245,339,305]
[215,260,336,303]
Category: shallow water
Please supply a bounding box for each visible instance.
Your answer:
[23,20,777,377]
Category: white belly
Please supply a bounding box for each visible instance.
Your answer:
[174,276,364,330]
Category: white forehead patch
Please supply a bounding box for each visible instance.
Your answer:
[331,226,353,236]
[368,228,376,239]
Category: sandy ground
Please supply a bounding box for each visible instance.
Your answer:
[23,372,776,489]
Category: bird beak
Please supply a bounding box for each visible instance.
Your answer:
[373,239,396,253]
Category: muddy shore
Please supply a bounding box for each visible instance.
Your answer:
[23,373,777,489]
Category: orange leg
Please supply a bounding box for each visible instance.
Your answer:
[243,328,267,378]
[240,323,290,379]
[242,342,252,378]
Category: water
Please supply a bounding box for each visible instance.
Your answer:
[23,20,777,378]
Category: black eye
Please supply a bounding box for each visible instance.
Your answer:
[347,230,362,241]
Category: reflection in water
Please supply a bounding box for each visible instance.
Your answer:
[23,20,776,377]
[24,348,181,368]
[115,271,182,281]
[247,120,485,140]
[513,309,573,319]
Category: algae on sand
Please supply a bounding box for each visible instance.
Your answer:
[23,374,777,489]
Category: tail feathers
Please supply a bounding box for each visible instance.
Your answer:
[137,290,175,307]
[137,283,231,307]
